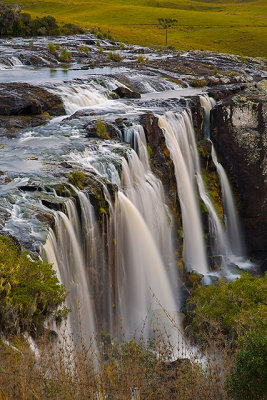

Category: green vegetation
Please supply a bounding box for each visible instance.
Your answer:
[96,119,110,139]
[58,47,72,62]
[3,0,267,56]
[67,170,86,189]
[0,1,83,36]
[186,273,266,345]
[190,78,208,87]
[78,45,89,54]
[0,235,68,335]
[186,273,267,399]
[226,329,267,400]
[136,54,149,63]
[48,43,72,62]
[107,51,123,62]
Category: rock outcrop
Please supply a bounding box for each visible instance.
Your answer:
[0,83,65,137]
[211,83,267,254]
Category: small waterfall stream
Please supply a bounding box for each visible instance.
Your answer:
[158,111,208,275]
[42,198,98,351]
[200,95,250,271]
[211,145,245,258]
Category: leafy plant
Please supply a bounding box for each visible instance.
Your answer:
[107,52,122,62]
[225,329,267,400]
[0,236,68,335]
[78,45,89,54]
[96,119,110,140]
[186,273,266,345]
[67,170,86,189]
[59,48,72,62]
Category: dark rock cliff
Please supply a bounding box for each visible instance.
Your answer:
[211,83,267,254]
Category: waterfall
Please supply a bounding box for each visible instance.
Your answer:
[196,172,225,259]
[200,94,249,269]
[52,84,108,114]
[115,191,181,351]
[42,198,98,352]
[211,145,245,258]
[200,94,216,139]
[158,111,208,275]
[120,125,178,288]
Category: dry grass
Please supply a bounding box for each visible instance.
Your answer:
[0,324,234,400]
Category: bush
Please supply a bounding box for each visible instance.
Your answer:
[58,48,72,62]
[186,273,266,345]
[0,2,82,37]
[78,45,89,54]
[96,119,110,139]
[226,329,267,400]
[0,236,68,335]
[190,78,208,87]
[67,170,86,189]
[107,52,122,62]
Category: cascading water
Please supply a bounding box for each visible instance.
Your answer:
[52,84,108,114]
[115,191,181,351]
[120,125,177,288]
[158,111,208,275]
[199,94,216,139]
[211,145,245,258]
[42,197,98,352]
[63,122,182,349]
[199,94,250,270]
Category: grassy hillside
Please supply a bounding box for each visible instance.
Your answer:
[5,0,267,57]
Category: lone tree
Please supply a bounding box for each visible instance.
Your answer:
[157,18,177,47]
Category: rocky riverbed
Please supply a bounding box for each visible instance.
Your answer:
[0,33,266,271]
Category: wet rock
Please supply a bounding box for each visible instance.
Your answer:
[85,120,118,139]
[211,85,267,253]
[0,83,64,116]
[0,83,65,137]
[18,185,42,192]
[60,162,73,169]
[114,86,141,99]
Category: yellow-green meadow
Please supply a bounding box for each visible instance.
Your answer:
[5,0,267,57]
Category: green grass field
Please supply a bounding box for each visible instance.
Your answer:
[6,0,267,57]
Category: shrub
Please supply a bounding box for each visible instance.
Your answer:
[78,45,89,54]
[107,52,122,62]
[190,78,208,87]
[136,55,148,63]
[59,48,72,62]
[96,119,110,139]
[67,170,86,189]
[0,236,68,335]
[186,273,266,345]
[0,3,81,37]
[225,329,267,400]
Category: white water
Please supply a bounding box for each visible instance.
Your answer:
[199,94,216,139]
[158,111,208,275]
[211,145,245,258]
[120,125,177,287]
[42,199,97,352]
[115,191,182,353]
[52,84,108,114]
[196,172,225,259]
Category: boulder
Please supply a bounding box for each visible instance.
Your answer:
[211,85,267,254]
[0,82,65,137]
[114,86,141,99]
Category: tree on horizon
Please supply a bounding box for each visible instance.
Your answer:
[157,18,178,47]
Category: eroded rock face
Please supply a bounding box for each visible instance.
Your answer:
[0,83,65,136]
[211,85,267,253]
